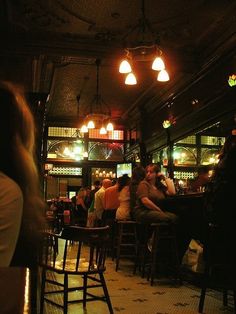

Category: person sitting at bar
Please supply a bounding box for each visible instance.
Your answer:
[191,166,210,192]
[101,178,120,224]
[116,174,131,220]
[133,163,177,224]
[94,178,112,225]
[130,165,145,218]
[0,81,45,267]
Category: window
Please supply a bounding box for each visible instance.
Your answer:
[88,142,124,161]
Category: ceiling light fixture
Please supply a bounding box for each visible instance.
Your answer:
[119,0,170,85]
[80,59,114,134]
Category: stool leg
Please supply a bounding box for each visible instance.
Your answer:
[150,230,158,286]
[115,224,122,271]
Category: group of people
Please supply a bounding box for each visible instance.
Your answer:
[73,163,177,230]
[0,79,235,270]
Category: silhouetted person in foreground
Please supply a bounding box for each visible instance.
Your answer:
[0,81,45,267]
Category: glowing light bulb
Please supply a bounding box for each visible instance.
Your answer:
[119,60,132,73]
[125,72,137,85]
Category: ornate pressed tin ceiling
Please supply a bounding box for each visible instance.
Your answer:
[0,0,236,139]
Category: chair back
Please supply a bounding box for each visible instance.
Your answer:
[41,226,110,274]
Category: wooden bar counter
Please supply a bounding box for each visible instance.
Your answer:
[161,192,206,255]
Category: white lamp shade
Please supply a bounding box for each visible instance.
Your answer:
[81,125,88,133]
[119,60,132,73]
[106,122,114,131]
[157,69,170,82]
[152,57,165,71]
[125,72,137,85]
[99,127,107,134]
[87,120,95,129]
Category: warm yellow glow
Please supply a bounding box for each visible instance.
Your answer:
[63,147,70,156]
[23,268,30,313]
[74,146,81,154]
[125,72,137,85]
[119,60,132,73]
[163,119,171,128]
[209,156,217,164]
[87,120,95,129]
[152,57,165,71]
[81,125,88,133]
[83,151,88,158]
[106,122,114,131]
[100,126,107,134]
[173,152,180,159]
[157,69,170,82]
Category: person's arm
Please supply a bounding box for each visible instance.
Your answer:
[94,191,103,220]
[140,196,162,212]
[103,189,108,209]
[0,181,23,266]
[80,199,87,210]
[164,177,176,195]
[137,180,163,212]
[157,173,176,196]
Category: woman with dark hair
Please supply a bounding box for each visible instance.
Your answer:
[129,165,146,214]
[116,174,131,220]
[133,163,177,224]
[73,187,88,226]
[0,81,45,267]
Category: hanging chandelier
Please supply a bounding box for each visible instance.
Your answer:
[119,0,170,85]
[80,59,114,134]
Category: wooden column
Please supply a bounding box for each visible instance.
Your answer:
[166,128,174,179]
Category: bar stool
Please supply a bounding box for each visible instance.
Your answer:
[147,222,180,286]
[133,223,151,277]
[101,209,117,257]
[115,220,138,271]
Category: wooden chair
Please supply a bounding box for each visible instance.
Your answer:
[40,225,113,314]
[198,223,236,313]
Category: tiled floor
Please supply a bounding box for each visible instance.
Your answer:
[43,242,234,314]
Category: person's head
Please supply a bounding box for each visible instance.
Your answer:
[102,178,112,189]
[0,81,44,203]
[93,180,101,190]
[117,174,131,192]
[198,166,210,178]
[112,178,117,185]
[0,80,45,266]
[219,135,236,161]
[0,81,36,180]
[77,188,86,199]
[84,186,91,196]
[145,163,161,183]
[131,165,145,184]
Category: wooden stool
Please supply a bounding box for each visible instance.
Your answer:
[101,209,117,257]
[115,220,138,271]
[147,222,180,286]
[133,223,151,277]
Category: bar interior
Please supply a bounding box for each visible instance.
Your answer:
[0,1,236,313]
